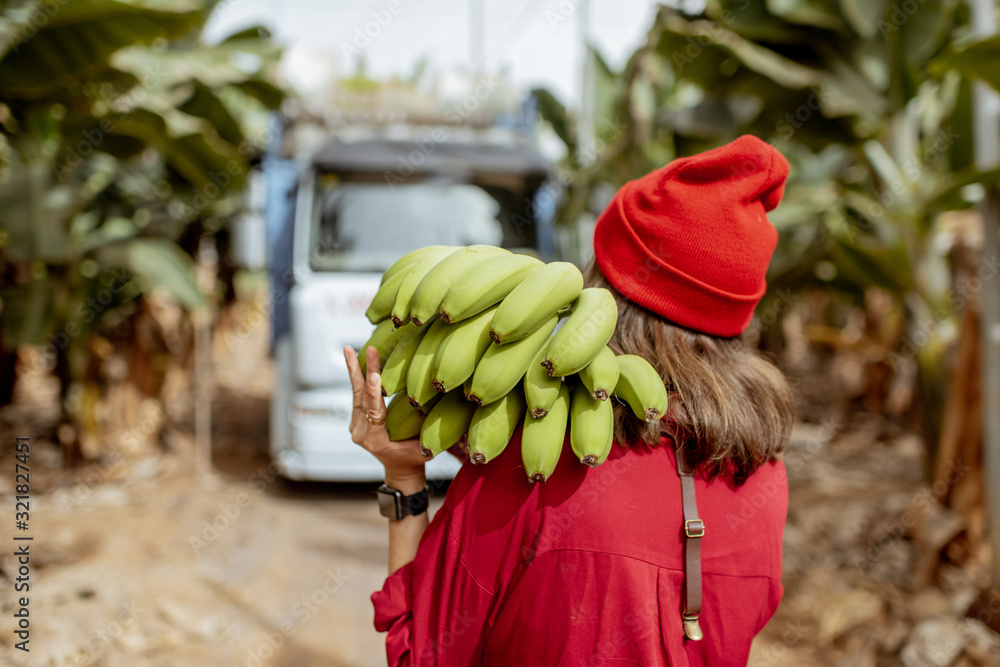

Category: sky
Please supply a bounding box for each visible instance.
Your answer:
[204,0,664,111]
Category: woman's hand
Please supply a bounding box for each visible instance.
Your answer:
[344,345,427,493]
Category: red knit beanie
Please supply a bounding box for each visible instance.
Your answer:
[593,135,789,337]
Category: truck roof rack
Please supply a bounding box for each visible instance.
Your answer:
[311,137,552,186]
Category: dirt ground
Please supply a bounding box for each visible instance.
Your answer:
[2,303,999,666]
[0,309,419,667]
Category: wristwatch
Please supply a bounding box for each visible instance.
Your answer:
[376,484,430,520]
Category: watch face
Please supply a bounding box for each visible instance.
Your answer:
[377,486,402,519]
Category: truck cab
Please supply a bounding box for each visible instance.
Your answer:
[264,133,556,481]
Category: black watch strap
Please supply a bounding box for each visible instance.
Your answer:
[377,484,429,520]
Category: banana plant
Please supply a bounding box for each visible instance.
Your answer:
[534,0,1000,446]
[0,0,284,453]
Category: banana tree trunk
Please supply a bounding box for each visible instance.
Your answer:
[914,330,950,472]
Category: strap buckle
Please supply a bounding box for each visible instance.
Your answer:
[682,613,704,641]
[684,519,705,539]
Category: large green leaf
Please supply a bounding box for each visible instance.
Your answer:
[898,0,958,70]
[178,80,244,146]
[219,25,272,43]
[112,38,282,90]
[926,163,1000,211]
[946,74,974,173]
[892,0,959,102]
[231,79,284,109]
[813,45,888,117]
[660,15,820,89]
[0,1,204,98]
[58,114,147,161]
[703,0,808,42]
[828,224,914,291]
[766,0,845,30]
[933,33,1000,93]
[95,237,205,309]
[532,87,576,156]
[113,107,245,192]
[839,0,886,38]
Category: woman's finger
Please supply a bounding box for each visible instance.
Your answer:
[365,345,381,380]
[344,347,365,434]
[344,346,363,389]
[364,371,387,427]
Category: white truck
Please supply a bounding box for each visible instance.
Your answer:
[260,133,557,481]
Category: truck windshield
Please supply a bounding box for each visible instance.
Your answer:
[310,181,506,272]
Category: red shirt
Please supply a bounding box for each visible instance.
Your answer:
[372,432,788,666]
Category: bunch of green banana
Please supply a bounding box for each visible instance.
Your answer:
[577,346,619,401]
[569,383,615,467]
[405,319,452,409]
[419,389,477,458]
[467,315,558,406]
[542,288,618,377]
[468,390,527,464]
[521,383,570,482]
[385,391,425,441]
[524,342,562,418]
[358,319,410,375]
[390,246,463,326]
[358,245,674,482]
[439,254,543,324]
[489,262,583,344]
[431,306,498,394]
[409,245,508,326]
[613,354,669,421]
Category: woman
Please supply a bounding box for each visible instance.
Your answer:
[344,135,796,666]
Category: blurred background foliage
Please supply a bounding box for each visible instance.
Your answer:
[0,0,284,457]
[1,0,998,476]
[534,0,1000,465]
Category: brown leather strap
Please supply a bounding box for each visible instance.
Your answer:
[675,444,705,641]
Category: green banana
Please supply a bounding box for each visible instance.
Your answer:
[489,261,583,344]
[468,389,527,465]
[405,318,452,409]
[381,245,450,286]
[390,246,461,326]
[569,383,614,467]
[542,287,618,377]
[385,391,425,441]
[577,345,620,401]
[409,245,508,326]
[521,383,570,482]
[365,268,410,324]
[431,306,498,394]
[468,315,558,406]
[463,376,474,400]
[613,354,668,421]
[439,253,543,324]
[419,389,477,458]
[524,341,562,418]
[379,324,431,396]
[359,319,410,376]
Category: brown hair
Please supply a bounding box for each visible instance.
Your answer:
[584,262,795,484]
